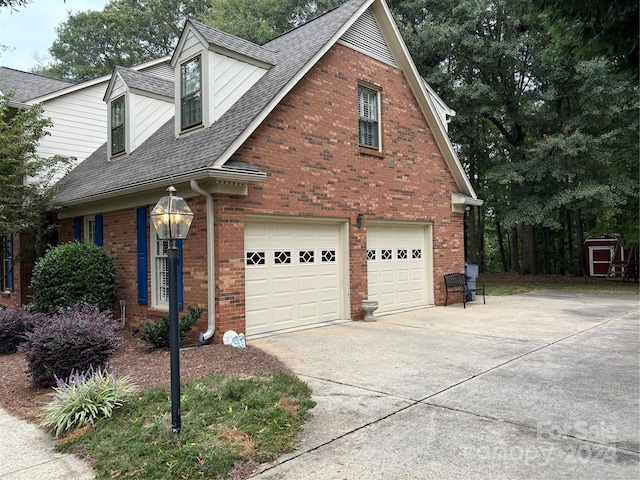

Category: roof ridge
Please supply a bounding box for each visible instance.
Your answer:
[0,66,76,85]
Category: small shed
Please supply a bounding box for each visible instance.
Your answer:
[583,234,628,277]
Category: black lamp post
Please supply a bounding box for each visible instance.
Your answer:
[150,185,194,433]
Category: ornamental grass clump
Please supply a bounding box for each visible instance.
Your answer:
[20,303,119,388]
[42,367,136,437]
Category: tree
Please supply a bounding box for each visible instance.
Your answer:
[36,0,213,82]
[203,0,344,44]
[1,0,30,8]
[0,93,71,240]
[389,0,638,274]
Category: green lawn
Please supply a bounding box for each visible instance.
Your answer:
[57,372,315,479]
[480,274,639,296]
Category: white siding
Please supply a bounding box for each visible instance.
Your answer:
[210,52,267,123]
[37,84,107,167]
[140,61,173,80]
[339,8,398,67]
[131,93,174,150]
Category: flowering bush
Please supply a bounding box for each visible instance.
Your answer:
[41,367,136,437]
[20,304,119,388]
[0,306,45,354]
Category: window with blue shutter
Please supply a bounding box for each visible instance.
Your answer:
[136,207,148,305]
[95,214,103,247]
[73,217,82,241]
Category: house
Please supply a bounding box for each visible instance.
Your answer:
[0,59,172,308]
[18,0,483,340]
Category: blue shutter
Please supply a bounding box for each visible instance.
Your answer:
[176,239,184,310]
[73,217,82,240]
[5,234,13,292]
[95,214,103,246]
[136,207,148,305]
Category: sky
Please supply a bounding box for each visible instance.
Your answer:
[0,0,106,72]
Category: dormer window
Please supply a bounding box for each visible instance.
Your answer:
[180,56,202,131]
[110,96,125,156]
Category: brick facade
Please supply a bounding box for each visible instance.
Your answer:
[11,43,465,342]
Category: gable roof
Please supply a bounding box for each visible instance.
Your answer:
[104,67,175,102]
[0,67,74,104]
[54,0,479,208]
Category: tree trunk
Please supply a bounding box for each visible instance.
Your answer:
[575,208,586,276]
[558,211,566,275]
[521,223,537,275]
[542,227,551,274]
[510,225,520,272]
[496,219,508,272]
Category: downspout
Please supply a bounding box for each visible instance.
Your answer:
[190,179,216,343]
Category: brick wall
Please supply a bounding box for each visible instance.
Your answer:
[54,43,465,341]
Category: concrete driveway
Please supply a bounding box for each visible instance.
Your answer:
[251,291,639,479]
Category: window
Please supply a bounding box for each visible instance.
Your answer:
[181,56,202,131]
[1,234,13,293]
[85,216,96,244]
[358,85,379,149]
[111,96,125,156]
[152,235,170,308]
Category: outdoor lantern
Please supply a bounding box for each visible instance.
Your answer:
[150,185,194,434]
[150,185,194,241]
[356,213,364,229]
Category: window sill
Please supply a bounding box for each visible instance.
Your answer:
[359,146,383,158]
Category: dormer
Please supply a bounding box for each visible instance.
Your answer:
[170,20,278,138]
[103,67,174,158]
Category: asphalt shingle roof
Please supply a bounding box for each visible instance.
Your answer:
[54,0,369,205]
[115,67,174,99]
[0,67,74,103]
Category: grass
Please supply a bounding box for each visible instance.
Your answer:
[56,372,315,479]
[480,275,639,296]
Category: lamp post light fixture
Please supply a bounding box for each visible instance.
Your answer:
[150,185,194,433]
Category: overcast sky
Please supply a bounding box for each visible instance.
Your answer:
[0,0,105,72]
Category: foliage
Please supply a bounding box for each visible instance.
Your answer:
[204,0,343,44]
[58,372,315,478]
[30,241,119,313]
[139,305,205,348]
[0,306,45,354]
[35,0,214,82]
[0,0,29,8]
[20,304,119,388]
[0,93,72,240]
[41,368,137,437]
[480,274,639,296]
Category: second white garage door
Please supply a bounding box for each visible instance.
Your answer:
[367,223,432,314]
[245,220,346,336]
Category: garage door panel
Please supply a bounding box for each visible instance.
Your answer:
[367,224,430,314]
[246,221,344,336]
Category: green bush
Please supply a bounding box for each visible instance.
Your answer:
[41,367,136,437]
[30,241,119,313]
[20,304,119,388]
[139,306,205,348]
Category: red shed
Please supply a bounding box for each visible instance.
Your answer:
[583,234,632,277]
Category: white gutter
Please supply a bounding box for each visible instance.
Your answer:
[190,179,216,343]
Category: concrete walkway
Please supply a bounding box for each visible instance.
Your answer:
[251,291,640,479]
[0,407,94,479]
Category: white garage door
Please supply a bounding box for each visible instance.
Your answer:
[367,224,431,314]
[245,220,344,336]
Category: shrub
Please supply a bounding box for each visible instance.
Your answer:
[30,241,119,313]
[41,367,136,437]
[20,304,119,388]
[139,306,205,348]
[0,306,44,354]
